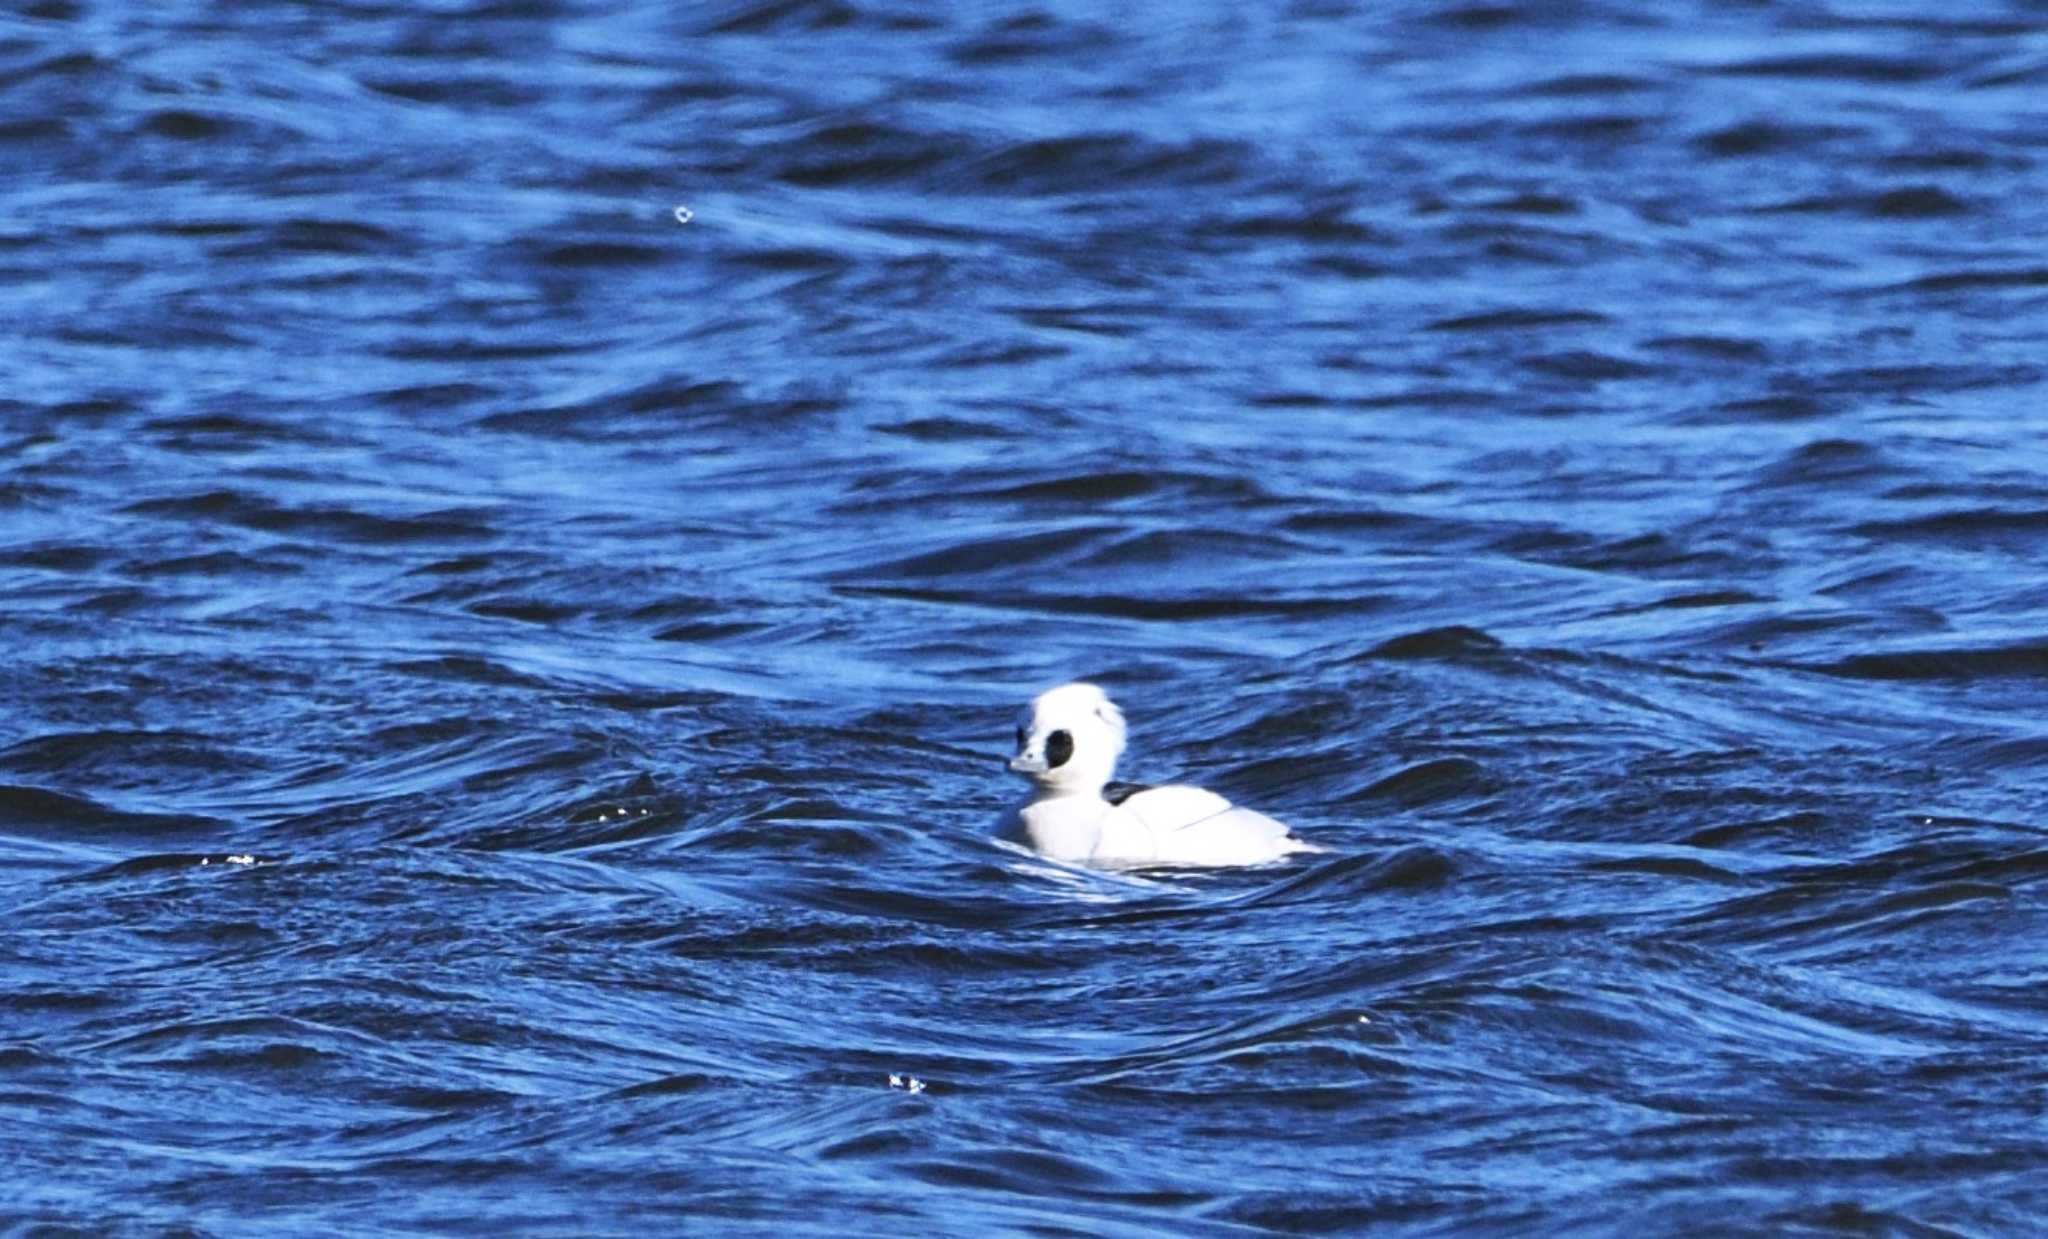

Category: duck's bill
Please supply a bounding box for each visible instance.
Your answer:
[1007,753,1047,774]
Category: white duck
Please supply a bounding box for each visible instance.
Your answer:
[998,681,1319,867]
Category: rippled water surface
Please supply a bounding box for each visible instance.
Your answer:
[7,0,2048,1232]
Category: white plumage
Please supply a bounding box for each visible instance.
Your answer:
[998,681,1319,867]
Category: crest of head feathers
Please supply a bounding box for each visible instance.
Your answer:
[1040,682,1125,758]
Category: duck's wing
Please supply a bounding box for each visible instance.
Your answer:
[1118,784,1233,829]
[1112,785,1316,865]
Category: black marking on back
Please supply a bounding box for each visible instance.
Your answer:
[1103,781,1154,806]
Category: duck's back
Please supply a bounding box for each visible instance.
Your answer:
[1097,784,1314,866]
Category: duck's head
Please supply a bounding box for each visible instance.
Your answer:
[1007,681,1126,794]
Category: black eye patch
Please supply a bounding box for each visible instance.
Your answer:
[1045,729,1073,769]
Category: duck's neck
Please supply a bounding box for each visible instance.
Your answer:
[1028,782,1107,803]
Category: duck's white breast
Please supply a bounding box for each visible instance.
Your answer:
[1006,796,1110,863]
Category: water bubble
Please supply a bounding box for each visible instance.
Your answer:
[673,205,693,225]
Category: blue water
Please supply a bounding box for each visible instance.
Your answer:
[7,0,2048,1232]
